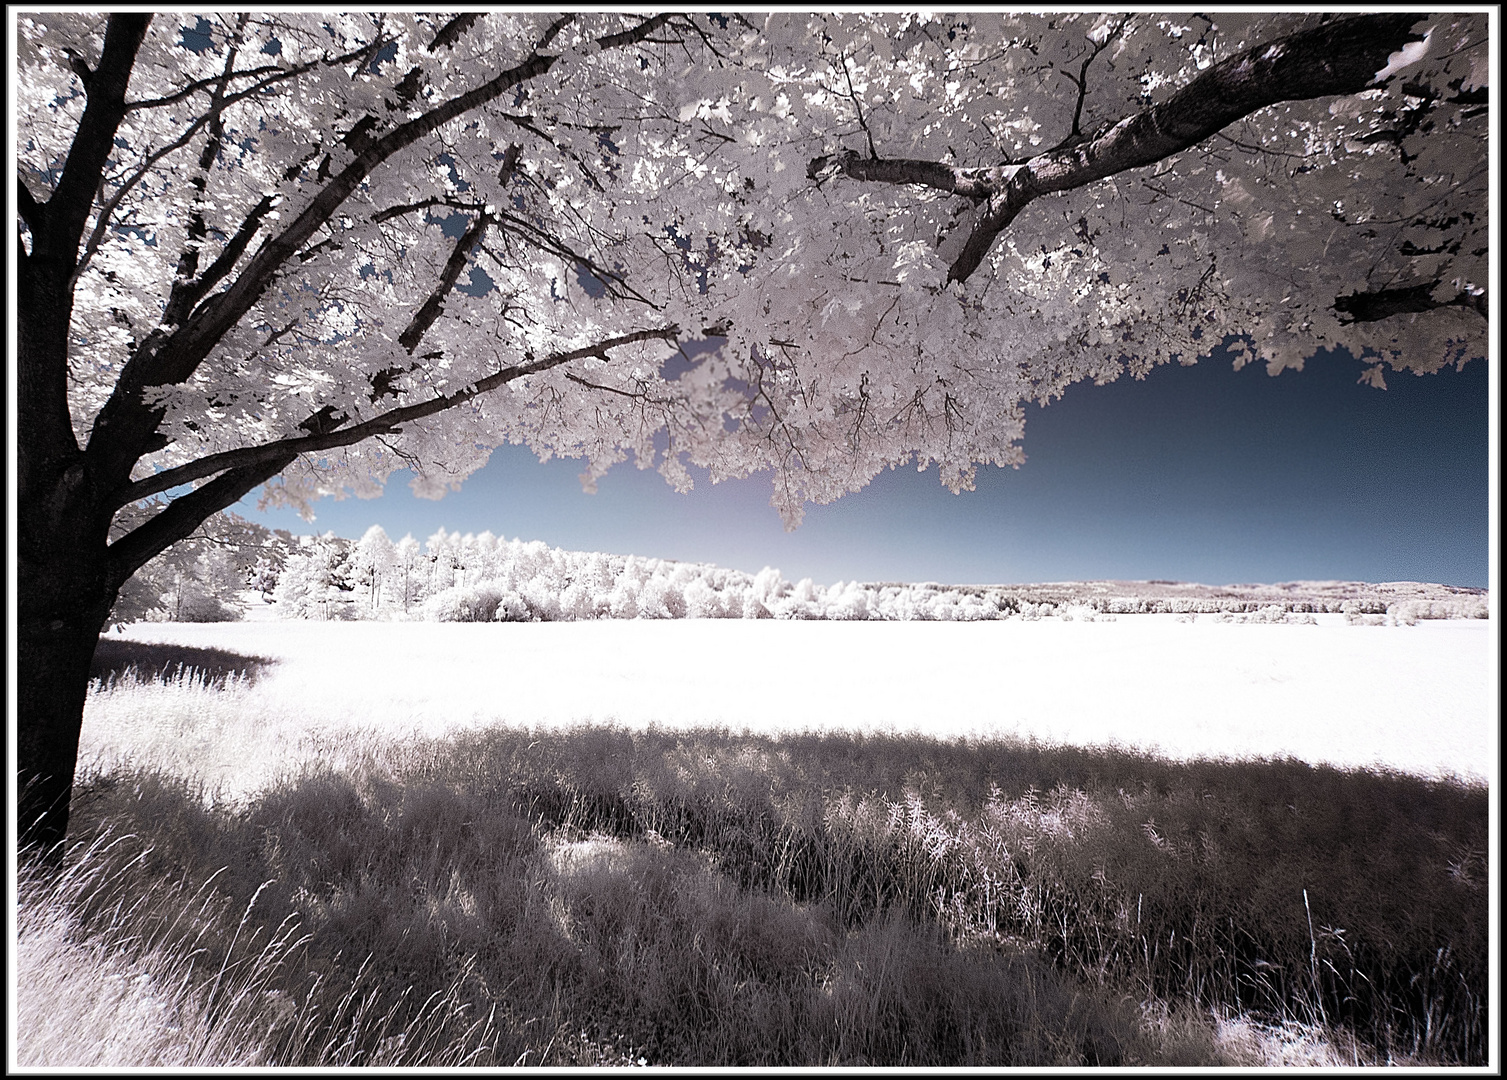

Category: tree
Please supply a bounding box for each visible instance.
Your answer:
[352,523,395,612]
[106,507,284,624]
[14,11,1487,851]
[270,531,356,620]
[393,534,424,614]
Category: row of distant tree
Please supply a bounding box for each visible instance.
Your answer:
[110,511,1486,627]
[107,512,1042,624]
[273,525,1029,623]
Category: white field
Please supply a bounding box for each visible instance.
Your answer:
[84,615,1496,796]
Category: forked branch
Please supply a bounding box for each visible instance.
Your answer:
[810,13,1428,284]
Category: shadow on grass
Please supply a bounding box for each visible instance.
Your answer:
[45,724,1488,1066]
[91,638,276,688]
[48,762,1171,1067]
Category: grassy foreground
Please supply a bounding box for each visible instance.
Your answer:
[18,672,1488,1066]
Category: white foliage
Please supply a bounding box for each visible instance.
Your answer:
[22,12,1485,545]
[108,510,296,626]
[270,533,357,620]
[264,528,1486,626]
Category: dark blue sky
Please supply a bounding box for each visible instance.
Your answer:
[236,347,1491,588]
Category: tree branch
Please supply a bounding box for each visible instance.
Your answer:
[398,211,492,353]
[85,12,691,499]
[1334,282,1487,323]
[152,17,674,386]
[37,14,151,268]
[66,118,211,292]
[428,13,485,52]
[1050,21,1125,152]
[67,65,317,291]
[595,13,676,51]
[62,46,95,91]
[106,454,298,587]
[808,151,1002,198]
[371,195,452,223]
[114,325,681,507]
[533,15,573,52]
[161,22,248,326]
[84,42,561,483]
[125,62,287,112]
[811,13,1429,284]
[491,208,658,307]
[838,54,879,161]
[177,194,280,309]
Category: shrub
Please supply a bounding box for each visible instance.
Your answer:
[420,583,530,623]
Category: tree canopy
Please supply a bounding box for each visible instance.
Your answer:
[18,12,1487,534]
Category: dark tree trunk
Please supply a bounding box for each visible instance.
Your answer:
[16,13,152,859]
[17,573,115,856]
[17,258,121,855]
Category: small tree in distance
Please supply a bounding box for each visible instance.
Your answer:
[353,523,395,613]
[393,534,424,615]
[15,11,1487,850]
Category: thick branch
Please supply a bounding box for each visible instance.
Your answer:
[398,211,491,353]
[35,14,151,266]
[808,152,1003,198]
[596,13,676,51]
[1335,282,1488,323]
[177,195,280,309]
[428,13,483,52]
[372,195,451,223]
[106,454,298,587]
[115,326,681,507]
[813,13,1428,284]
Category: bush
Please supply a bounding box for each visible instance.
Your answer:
[420,584,530,623]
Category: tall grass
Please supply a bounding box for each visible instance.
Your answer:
[459,725,1484,1063]
[22,663,1487,1066]
[23,765,1182,1066]
[16,828,512,1067]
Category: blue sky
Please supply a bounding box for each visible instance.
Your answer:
[235,345,1491,589]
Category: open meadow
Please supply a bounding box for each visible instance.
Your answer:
[14,613,1493,1067]
[84,615,1494,788]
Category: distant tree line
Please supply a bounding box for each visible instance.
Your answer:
[270,524,1023,623]
[112,516,1486,627]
